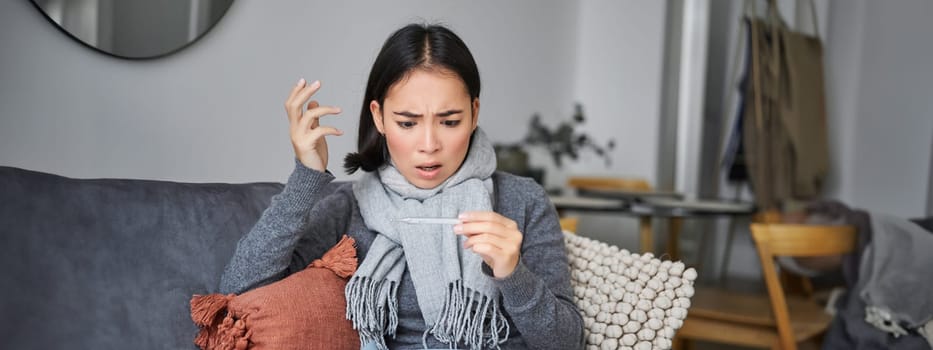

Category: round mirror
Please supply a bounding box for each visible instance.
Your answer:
[31,0,235,59]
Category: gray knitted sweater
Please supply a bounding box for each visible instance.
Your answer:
[220,161,584,349]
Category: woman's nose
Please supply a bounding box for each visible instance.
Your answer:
[418,126,440,154]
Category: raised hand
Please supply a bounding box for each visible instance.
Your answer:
[285,79,343,172]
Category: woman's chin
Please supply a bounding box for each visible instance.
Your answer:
[407,175,446,190]
[411,179,443,190]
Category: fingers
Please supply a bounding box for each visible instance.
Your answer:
[461,233,506,251]
[285,79,307,125]
[459,211,518,228]
[454,213,522,249]
[285,79,322,126]
[307,125,344,140]
[465,241,504,258]
[284,79,341,134]
[459,228,521,278]
[454,211,521,237]
[286,78,306,106]
[306,101,321,128]
[293,80,322,109]
[455,221,506,238]
[292,124,344,151]
[298,105,342,133]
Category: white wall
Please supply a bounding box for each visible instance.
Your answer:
[569,0,666,185]
[0,1,579,183]
[560,0,667,249]
[832,0,933,218]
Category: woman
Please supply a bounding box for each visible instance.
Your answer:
[220,23,583,350]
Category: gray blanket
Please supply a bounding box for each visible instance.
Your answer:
[810,201,933,350]
[858,213,933,338]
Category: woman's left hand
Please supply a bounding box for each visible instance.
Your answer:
[454,211,524,278]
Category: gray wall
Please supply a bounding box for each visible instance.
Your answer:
[929,132,933,216]
[1,1,587,183]
[1,0,670,251]
[1,1,668,192]
[831,0,933,218]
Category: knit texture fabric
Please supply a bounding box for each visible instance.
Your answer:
[564,232,696,349]
[348,129,508,349]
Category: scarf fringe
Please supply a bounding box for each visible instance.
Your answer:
[427,280,510,350]
[346,275,399,350]
[347,278,509,350]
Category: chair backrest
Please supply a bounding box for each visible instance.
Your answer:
[753,209,784,224]
[558,217,579,233]
[749,223,857,349]
[566,176,651,191]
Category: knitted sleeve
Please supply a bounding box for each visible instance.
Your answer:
[493,175,585,350]
[219,159,346,294]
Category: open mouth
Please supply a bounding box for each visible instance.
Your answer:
[417,165,441,171]
[415,163,443,179]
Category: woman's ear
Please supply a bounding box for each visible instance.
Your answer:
[471,98,480,131]
[370,100,385,134]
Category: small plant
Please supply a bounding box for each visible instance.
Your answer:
[498,103,615,169]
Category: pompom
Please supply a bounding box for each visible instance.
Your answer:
[564,232,695,349]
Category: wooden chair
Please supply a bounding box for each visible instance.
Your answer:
[566,176,652,192]
[559,217,579,234]
[675,223,856,349]
[564,176,662,254]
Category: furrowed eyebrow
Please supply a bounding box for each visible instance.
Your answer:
[393,111,422,118]
[392,110,463,118]
[436,110,463,117]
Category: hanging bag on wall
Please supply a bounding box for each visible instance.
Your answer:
[743,0,829,211]
[777,0,829,199]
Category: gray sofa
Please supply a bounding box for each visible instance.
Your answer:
[0,165,330,349]
[0,165,698,349]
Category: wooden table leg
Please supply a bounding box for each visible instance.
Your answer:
[719,216,738,282]
[672,336,692,350]
[668,217,682,260]
[639,216,653,254]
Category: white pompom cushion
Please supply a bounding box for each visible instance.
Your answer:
[564,232,697,350]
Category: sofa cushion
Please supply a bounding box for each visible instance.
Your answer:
[564,232,696,349]
[191,235,359,350]
[0,166,319,349]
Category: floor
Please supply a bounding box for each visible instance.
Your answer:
[690,340,821,350]
[679,276,827,350]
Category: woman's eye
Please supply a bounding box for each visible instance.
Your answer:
[397,121,416,129]
[442,120,461,127]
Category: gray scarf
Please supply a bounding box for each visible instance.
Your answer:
[347,129,509,350]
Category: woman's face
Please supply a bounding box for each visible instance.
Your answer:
[371,69,479,189]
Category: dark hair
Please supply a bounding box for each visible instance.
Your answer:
[343,23,481,174]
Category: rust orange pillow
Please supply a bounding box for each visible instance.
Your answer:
[190,235,359,350]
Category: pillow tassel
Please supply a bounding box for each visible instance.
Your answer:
[309,235,358,278]
[191,293,234,349]
[194,328,211,350]
[191,293,233,326]
[215,314,251,350]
